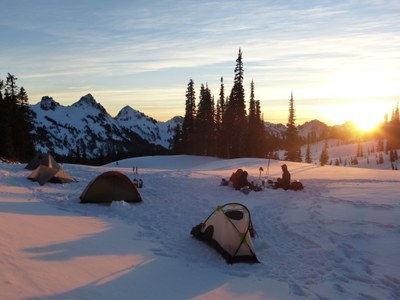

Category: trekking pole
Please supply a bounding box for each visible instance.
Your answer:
[266,159,270,179]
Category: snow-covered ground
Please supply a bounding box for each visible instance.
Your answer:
[1,152,399,299]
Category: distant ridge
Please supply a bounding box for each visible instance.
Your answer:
[29,94,353,161]
[30,94,181,161]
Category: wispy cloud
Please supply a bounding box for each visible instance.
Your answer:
[1,0,399,122]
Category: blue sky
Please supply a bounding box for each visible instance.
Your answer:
[1,0,399,126]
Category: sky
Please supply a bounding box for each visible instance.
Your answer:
[1,0,399,126]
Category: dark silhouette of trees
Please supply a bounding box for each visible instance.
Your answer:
[195,84,215,155]
[173,49,274,159]
[0,73,35,161]
[384,102,400,151]
[246,80,266,157]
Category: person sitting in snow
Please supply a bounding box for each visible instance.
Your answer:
[235,170,255,190]
[275,164,291,190]
[221,169,255,191]
[229,169,243,189]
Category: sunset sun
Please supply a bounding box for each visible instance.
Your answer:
[324,100,385,132]
[352,112,380,132]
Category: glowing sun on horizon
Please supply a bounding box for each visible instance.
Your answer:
[325,101,384,132]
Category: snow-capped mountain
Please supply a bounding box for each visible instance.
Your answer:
[30,94,181,159]
[297,119,330,139]
[264,119,330,140]
[115,106,181,149]
[264,121,287,137]
[30,93,352,161]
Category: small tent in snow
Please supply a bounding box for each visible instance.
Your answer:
[25,152,60,170]
[27,165,76,185]
[80,171,142,204]
[191,203,259,264]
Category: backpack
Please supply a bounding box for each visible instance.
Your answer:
[290,181,304,191]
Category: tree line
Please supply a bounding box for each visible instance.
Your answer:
[172,49,301,160]
[0,73,35,161]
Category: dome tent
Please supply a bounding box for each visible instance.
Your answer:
[191,203,259,264]
[80,171,142,204]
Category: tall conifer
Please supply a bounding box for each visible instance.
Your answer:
[181,79,196,154]
[196,84,215,155]
[247,80,259,157]
[222,49,247,158]
[284,92,301,161]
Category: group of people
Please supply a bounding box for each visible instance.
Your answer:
[222,164,292,192]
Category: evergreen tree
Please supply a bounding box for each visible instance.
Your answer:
[245,80,266,157]
[385,102,400,151]
[195,84,215,155]
[319,140,329,166]
[14,86,35,160]
[356,140,363,157]
[284,92,301,162]
[255,99,267,157]
[305,142,312,163]
[180,79,196,154]
[247,80,257,156]
[222,49,247,158]
[0,73,35,161]
[216,77,226,157]
[216,77,225,129]
[171,124,183,154]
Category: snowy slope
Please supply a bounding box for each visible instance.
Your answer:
[115,106,181,149]
[1,154,399,299]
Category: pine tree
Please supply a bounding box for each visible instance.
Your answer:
[319,140,329,166]
[181,79,196,154]
[195,84,215,155]
[171,124,183,154]
[222,49,247,158]
[255,99,267,157]
[15,86,35,160]
[215,77,226,157]
[216,77,225,129]
[0,74,35,161]
[356,140,363,157]
[284,92,301,162]
[305,142,312,163]
[247,80,257,156]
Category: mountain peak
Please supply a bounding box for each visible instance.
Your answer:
[118,105,135,116]
[116,105,157,124]
[77,93,96,105]
[73,93,107,114]
[39,96,60,111]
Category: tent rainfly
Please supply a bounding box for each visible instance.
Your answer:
[191,203,259,264]
[80,171,142,204]
[25,152,60,170]
[27,165,76,185]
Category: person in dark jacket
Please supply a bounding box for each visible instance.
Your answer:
[228,169,243,188]
[235,171,255,190]
[275,164,291,190]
